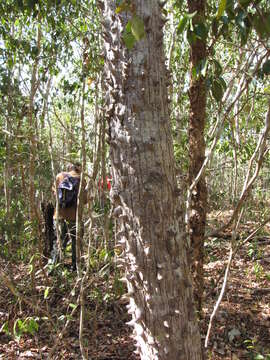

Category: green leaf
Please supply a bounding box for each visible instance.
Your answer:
[211,79,224,102]
[254,355,265,360]
[263,60,270,75]
[218,76,227,90]
[31,46,39,57]
[44,286,50,299]
[186,11,197,19]
[0,322,10,335]
[178,16,188,35]
[28,264,34,274]
[252,13,270,39]
[69,303,78,310]
[194,23,208,41]
[126,20,132,32]
[201,59,208,77]
[123,31,136,50]
[13,319,23,340]
[7,57,14,69]
[130,15,145,41]
[26,318,38,335]
[213,59,223,76]
[186,28,197,45]
[217,0,227,20]
[192,59,208,78]
[14,18,20,27]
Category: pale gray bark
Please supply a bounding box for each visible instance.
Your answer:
[103,1,202,359]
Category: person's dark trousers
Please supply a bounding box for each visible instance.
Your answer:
[62,221,76,271]
[51,219,77,270]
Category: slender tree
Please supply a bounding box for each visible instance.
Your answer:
[187,0,207,312]
[102,1,202,359]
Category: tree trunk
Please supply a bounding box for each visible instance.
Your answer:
[4,76,12,249]
[102,1,202,359]
[28,23,42,241]
[187,0,207,313]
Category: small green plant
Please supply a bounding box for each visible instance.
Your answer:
[13,317,39,341]
[253,262,265,281]
[88,288,103,303]
[0,321,11,337]
[248,240,262,260]
[244,338,270,359]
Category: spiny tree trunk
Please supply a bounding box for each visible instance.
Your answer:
[103,1,202,359]
[187,0,207,313]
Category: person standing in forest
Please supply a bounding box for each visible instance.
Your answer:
[50,162,85,271]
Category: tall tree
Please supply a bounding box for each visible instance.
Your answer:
[187,0,207,312]
[102,1,202,359]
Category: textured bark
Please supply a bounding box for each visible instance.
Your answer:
[103,1,202,359]
[187,0,207,312]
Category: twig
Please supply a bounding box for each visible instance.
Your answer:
[205,246,233,348]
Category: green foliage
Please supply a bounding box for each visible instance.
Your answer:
[235,9,251,45]
[130,15,145,41]
[177,11,197,37]
[13,317,39,341]
[0,321,11,337]
[115,0,145,49]
[263,60,270,76]
[177,16,188,35]
[122,15,145,49]
[44,286,50,299]
[244,339,270,360]
[252,12,270,39]
[253,261,265,281]
[217,0,227,20]
[210,77,226,102]
[247,240,262,260]
[123,25,137,50]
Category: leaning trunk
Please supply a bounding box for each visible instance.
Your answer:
[103,1,202,359]
[187,0,207,312]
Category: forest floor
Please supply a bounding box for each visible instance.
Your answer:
[0,211,270,359]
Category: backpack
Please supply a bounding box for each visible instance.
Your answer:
[58,174,80,209]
